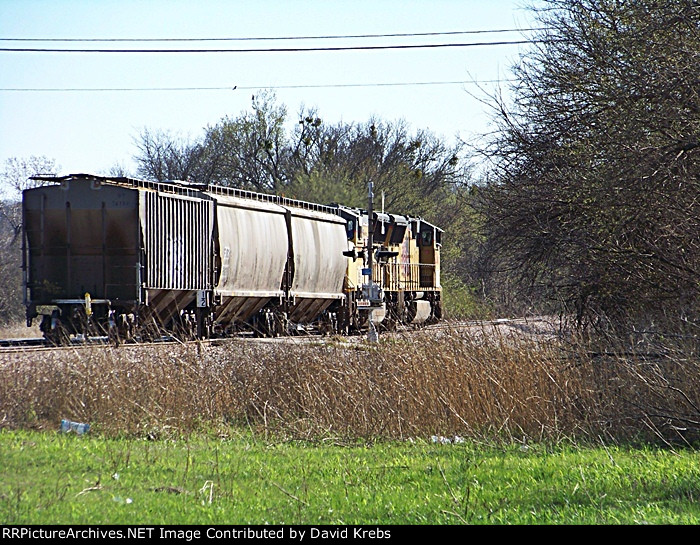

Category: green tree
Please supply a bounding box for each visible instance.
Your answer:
[198,90,290,191]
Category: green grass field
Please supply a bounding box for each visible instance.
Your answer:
[2,323,699,526]
[1,429,699,525]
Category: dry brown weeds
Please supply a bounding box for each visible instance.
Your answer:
[1,324,698,445]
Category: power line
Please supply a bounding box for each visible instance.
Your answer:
[0,27,548,43]
[0,39,542,54]
[0,79,516,92]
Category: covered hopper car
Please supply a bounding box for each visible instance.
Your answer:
[22,174,441,343]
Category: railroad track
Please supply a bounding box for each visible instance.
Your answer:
[0,331,342,353]
[0,336,107,353]
[0,317,561,353]
[0,334,186,353]
[0,337,48,348]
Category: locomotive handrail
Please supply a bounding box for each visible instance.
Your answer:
[374,262,438,291]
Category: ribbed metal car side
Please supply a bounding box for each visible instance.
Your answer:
[23,175,217,336]
[207,193,289,327]
[138,188,215,325]
[284,206,348,323]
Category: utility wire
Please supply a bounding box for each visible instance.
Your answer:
[0,39,543,54]
[0,80,517,92]
[0,27,548,42]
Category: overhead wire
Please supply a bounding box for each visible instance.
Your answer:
[0,27,548,43]
[0,80,518,92]
[0,39,543,53]
[0,27,531,92]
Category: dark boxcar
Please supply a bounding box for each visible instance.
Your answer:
[23,174,214,341]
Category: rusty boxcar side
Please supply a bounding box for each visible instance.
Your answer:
[23,175,215,342]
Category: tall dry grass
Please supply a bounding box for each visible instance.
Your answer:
[1,325,698,445]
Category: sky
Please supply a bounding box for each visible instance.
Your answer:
[0,0,541,182]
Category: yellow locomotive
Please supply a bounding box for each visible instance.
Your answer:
[334,193,442,332]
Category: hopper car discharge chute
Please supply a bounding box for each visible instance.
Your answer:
[204,192,288,334]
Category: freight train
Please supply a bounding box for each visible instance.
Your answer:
[21,174,442,344]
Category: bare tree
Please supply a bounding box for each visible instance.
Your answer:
[0,156,58,324]
[287,116,467,213]
[0,199,23,324]
[104,162,133,178]
[133,128,204,183]
[197,90,290,191]
[0,156,58,200]
[479,0,700,330]
[0,155,59,241]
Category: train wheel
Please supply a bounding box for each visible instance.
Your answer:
[381,303,398,332]
[139,316,163,343]
[319,311,338,335]
[274,312,289,337]
[44,311,70,346]
[252,309,276,338]
[173,312,197,341]
[402,299,417,324]
[428,294,442,323]
[433,299,442,321]
[195,308,212,339]
[108,325,120,347]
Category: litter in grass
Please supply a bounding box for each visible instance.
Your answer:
[431,435,465,444]
[60,419,90,435]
